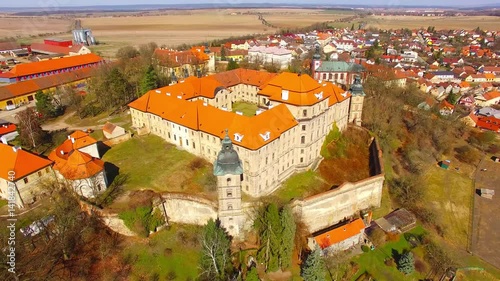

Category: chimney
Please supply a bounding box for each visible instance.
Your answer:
[67,135,71,140]
[60,150,64,155]
[281,89,289,101]
[71,137,75,143]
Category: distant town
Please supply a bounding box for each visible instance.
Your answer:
[0,6,499,281]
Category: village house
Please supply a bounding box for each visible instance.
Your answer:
[48,131,107,198]
[308,218,366,254]
[247,46,293,69]
[438,100,455,116]
[311,50,365,87]
[154,46,215,80]
[0,144,53,207]
[128,69,361,197]
[475,91,500,107]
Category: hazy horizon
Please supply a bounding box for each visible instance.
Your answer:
[1,0,499,8]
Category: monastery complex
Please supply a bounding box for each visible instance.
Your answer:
[128,68,366,197]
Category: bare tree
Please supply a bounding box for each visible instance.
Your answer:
[16,107,44,148]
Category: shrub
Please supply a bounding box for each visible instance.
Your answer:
[189,157,205,170]
[164,248,173,256]
[361,245,370,252]
[387,232,400,242]
[119,205,165,237]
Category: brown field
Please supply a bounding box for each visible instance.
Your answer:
[364,15,500,31]
[0,16,72,39]
[1,10,499,58]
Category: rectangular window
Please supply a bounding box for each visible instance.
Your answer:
[168,132,171,139]
[186,139,189,146]
[227,191,233,197]
[23,177,29,184]
[303,110,307,117]
[302,125,306,131]
[45,167,49,173]
[38,171,42,177]
[193,143,196,149]
[300,157,304,163]
[174,135,177,141]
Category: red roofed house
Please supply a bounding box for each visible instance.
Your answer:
[154,46,215,80]
[30,42,91,57]
[0,119,18,143]
[476,115,500,133]
[308,218,366,254]
[439,100,455,116]
[48,130,107,198]
[0,144,53,207]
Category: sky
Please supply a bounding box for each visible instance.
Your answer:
[1,0,499,8]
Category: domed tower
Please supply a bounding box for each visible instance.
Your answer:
[348,75,366,126]
[213,130,244,238]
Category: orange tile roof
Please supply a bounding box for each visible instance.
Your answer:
[213,68,277,88]
[483,91,500,101]
[6,54,102,78]
[259,72,349,106]
[0,143,53,181]
[313,218,365,249]
[476,115,500,132]
[129,92,298,150]
[154,47,209,67]
[0,68,92,102]
[56,150,104,180]
[30,42,71,55]
[49,130,102,180]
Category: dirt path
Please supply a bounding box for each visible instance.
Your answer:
[102,214,136,237]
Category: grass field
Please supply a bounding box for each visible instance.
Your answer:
[421,165,473,248]
[273,170,327,202]
[122,224,201,281]
[232,101,258,117]
[0,16,72,39]
[102,134,217,198]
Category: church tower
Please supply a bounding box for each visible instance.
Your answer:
[311,45,322,80]
[348,75,366,126]
[213,130,245,238]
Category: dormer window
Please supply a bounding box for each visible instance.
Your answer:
[234,133,244,142]
[315,91,323,100]
[260,131,271,141]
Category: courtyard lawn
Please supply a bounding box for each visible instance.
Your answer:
[123,224,201,281]
[273,170,327,202]
[421,165,473,248]
[352,226,427,281]
[102,134,216,196]
[232,101,258,117]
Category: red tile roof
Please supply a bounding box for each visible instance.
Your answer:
[476,116,500,132]
[154,47,209,67]
[0,123,17,135]
[0,143,53,181]
[483,91,500,101]
[313,219,365,249]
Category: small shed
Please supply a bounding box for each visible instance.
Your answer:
[440,160,451,169]
[103,122,126,140]
[480,189,495,199]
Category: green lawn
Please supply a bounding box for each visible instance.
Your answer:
[273,170,326,202]
[102,134,216,196]
[232,101,259,117]
[0,199,7,209]
[123,224,201,280]
[421,165,473,248]
[352,226,427,281]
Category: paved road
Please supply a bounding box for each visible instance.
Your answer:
[471,156,500,269]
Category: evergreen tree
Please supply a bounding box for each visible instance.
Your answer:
[256,203,281,272]
[199,219,233,281]
[279,206,296,269]
[245,267,259,281]
[140,65,158,95]
[351,23,355,31]
[301,248,326,281]
[221,46,227,61]
[16,107,45,148]
[397,251,415,275]
[226,59,240,71]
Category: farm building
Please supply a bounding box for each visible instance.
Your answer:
[0,68,92,110]
[0,53,103,83]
